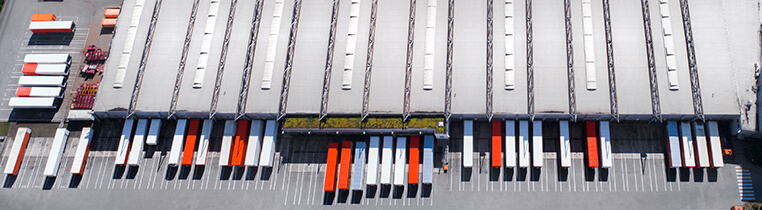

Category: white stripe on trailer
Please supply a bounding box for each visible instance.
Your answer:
[196,120,213,165]
[667,121,682,168]
[26,64,69,75]
[422,135,434,184]
[692,122,710,167]
[219,120,236,166]
[680,122,696,167]
[244,120,264,166]
[380,136,394,185]
[168,119,187,166]
[71,127,93,174]
[519,120,530,167]
[559,120,571,168]
[532,121,543,168]
[18,76,66,87]
[394,137,407,185]
[23,53,71,64]
[115,119,134,165]
[463,120,474,168]
[28,21,75,32]
[258,120,278,167]
[8,97,57,108]
[43,128,69,176]
[367,136,380,185]
[17,87,63,97]
[145,119,161,145]
[352,141,366,190]
[706,121,724,167]
[127,119,148,166]
[599,121,613,168]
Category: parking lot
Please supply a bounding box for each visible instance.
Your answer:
[0,0,120,122]
[0,131,744,209]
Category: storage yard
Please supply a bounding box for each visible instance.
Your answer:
[0,0,760,208]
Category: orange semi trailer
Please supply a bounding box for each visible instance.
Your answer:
[586,121,599,168]
[492,121,502,167]
[230,120,251,166]
[324,143,339,191]
[181,119,200,166]
[338,141,353,190]
[409,136,420,184]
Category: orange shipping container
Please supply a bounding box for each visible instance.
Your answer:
[337,141,352,190]
[409,136,420,184]
[32,14,56,21]
[586,121,599,168]
[104,8,120,18]
[323,143,339,191]
[230,120,250,166]
[101,18,116,28]
[492,121,502,167]
[181,119,200,165]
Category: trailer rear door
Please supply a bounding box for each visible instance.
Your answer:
[706,121,724,167]
[168,119,187,166]
[586,121,599,168]
[600,121,613,168]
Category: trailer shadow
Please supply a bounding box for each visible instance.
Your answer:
[421,183,432,198]
[193,166,205,180]
[179,165,192,179]
[584,168,595,182]
[679,168,691,182]
[323,191,335,205]
[351,190,363,204]
[164,166,178,180]
[558,167,569,181]
[232,166,245,180]
[461,167,472,182]
[504,167,515,182]
[707,168,718,182]
[665,167,677,182]
[69,174,83,188]
[260,166,273,181]
[126,165,139,179]
[407,184,418,198]
[490,167,500,181]
[219,166,232,180]
[3,175,17,188]
[365,185,377,198]
[337,189,349,203]
[516,167,527,181]
[42,176,56,190]
[599,168,609,181]
[379,184,391,198]
[28,33,74,46]
[112,165,126,179]
[693,168,704,182]
[392,185,404,199]
[9,109,57,123]
[245,166,258,180]
[530,167,541,181]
